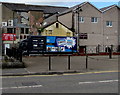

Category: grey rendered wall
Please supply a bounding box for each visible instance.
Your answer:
[75,3,103,47]
[58,12,73,29]
[102,7,118,46]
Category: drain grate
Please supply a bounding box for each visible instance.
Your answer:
[22,82,37,86]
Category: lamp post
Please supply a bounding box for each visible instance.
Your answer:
[74,6,82,53]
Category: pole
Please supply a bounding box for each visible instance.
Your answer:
[68,55,71,70]
[86,54,88,69]
[49,56,51,70]
[78,9,80,51]
[0,28,2,61]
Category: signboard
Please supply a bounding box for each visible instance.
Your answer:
[46,36,77,52]
[2,33,16,41]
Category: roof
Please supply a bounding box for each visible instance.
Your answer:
[1,2,68,13]
[59,2,101,16]
[42,20,72,31]
[100,4,119,12]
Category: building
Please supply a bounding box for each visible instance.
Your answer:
[41,20,73,37]
[58,2,103,53]
[100,5,120,52]
[0,2,68,53]
[0,1,119,54]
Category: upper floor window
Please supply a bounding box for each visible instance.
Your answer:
[79,16,84,23]
[7,28,13,33]
[48,30,52,35]
[91,17,98,23]
[106,21,112,27]
[66,32,71,36]
[25,28,29,34]
[56,23,59,28]
[21,28,24,34]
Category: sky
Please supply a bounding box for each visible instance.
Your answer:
[0,0,119,9]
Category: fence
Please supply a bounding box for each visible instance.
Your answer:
[84,45,119,54]
[22,55,118,72]
[6,47,22,62]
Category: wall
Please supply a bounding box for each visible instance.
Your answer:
[41,22,73,37]
[58,12,73,29]
[0,3,2,57]
[102,7,118,47]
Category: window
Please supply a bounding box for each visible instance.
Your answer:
[79,16,84,23]
[91,17,98,23]
[48,30,52,35]
[21,28,24,34]
[106,21,112,27]
[66,32,70,36]
[25,28,29,34]
[7,28,13,33]
[56,23,59,28]
[24,35,27,39]
[20,35,23,39]
[79,33,88,39]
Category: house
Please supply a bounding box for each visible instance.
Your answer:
[100,5,120,52]
[40,20,73,37]
[58,2,103,53]
[0,2,68,52]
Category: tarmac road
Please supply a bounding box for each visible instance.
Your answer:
[2,71,118,93]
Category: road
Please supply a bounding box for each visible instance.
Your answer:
[2,71,118,93]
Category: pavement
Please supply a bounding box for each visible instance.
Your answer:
[2,55,119,76]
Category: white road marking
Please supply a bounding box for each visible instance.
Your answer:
[79,80,118,84]
[1,85,42,90]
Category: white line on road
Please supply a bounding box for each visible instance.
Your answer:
[1,85,42,90]
[79,80,118,84]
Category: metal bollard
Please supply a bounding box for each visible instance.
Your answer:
[68,55,71,70]
[49,56,51,70]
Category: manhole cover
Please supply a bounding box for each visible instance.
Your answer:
[22,82,37,86]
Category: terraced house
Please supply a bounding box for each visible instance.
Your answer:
[100,5,120,53]
[58,2,120,53]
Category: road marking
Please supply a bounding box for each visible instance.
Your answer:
[2,70,119,78]
[1,85,42,90]
[79,80,118,85]
[63,70,119,76]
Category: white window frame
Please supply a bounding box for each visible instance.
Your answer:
[79,16,84,23]
[48,30,52,35]
[91,17,98,23]
[106,21,112,27]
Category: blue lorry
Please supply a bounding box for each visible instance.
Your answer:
[19,36,77,55]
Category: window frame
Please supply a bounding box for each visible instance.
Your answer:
[48,30,52,35]
[91,17,98,23]
[79,16,84,23]
[79,33,88,39]
[106,21,112,27]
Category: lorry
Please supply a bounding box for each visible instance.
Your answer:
[19,36,77,55]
